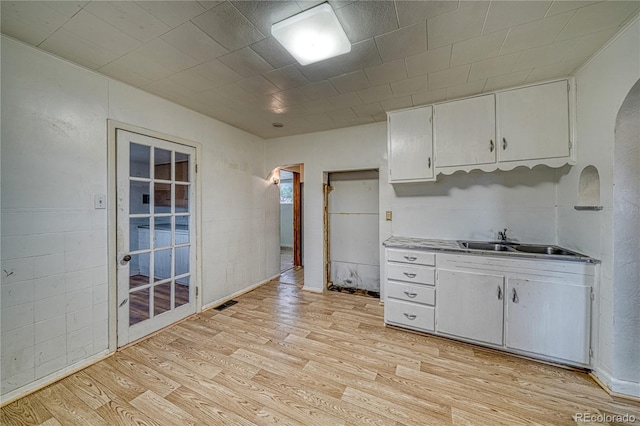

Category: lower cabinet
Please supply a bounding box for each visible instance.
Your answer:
[505,278,591,365]
[384,249,595,367]
[436,269,505,346]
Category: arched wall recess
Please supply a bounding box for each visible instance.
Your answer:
[575,165,602,210]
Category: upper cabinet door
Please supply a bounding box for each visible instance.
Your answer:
[434,94,496,168]
[497,80,570,162]
[388,106,434,183]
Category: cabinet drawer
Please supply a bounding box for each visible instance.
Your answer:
[387,264,435,285]
[385,299,435,332]
[387,249,435,266]
[387,281,435,305]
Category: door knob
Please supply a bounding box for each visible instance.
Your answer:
[120,254,132,265]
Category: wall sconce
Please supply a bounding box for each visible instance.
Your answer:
[273,177,280,185]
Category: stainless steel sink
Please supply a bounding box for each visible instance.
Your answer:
[512,244,577,256]
[459,241,514,251]
[457,240,581,257]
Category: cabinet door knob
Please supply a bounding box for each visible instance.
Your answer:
[490,140,494,152]
[512,288,519,303]
[404,313,417,320]
[403,272,417,278]
[404,291,418,298]
[502,137,507,150]
[497,286,502,300]
[404,256,417,261]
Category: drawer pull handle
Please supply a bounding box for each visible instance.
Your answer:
[512,288,519,303]
[403,313,417,320]
[404,291,418,298]
[489,140,494,152]
[404,256,417,261]
[403,272,417,278]
[497,286,502,300]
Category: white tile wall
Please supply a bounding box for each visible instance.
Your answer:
[1,37,278,401]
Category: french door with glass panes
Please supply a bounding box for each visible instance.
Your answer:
[116,129,196,347]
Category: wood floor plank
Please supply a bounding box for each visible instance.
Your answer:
[0,395,52,426]
[4,270,639,426]
[33,382,108,426]
[211,371,346,426]
[129,390,199,426]
[165,385,258,426]
[252,369,397,426]
[61,371,112,410]
[105,353,181,397]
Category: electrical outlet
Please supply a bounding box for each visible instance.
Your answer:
[94,194,106,209]
[386,211,392,221]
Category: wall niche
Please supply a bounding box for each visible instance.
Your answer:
[575,165,602,210]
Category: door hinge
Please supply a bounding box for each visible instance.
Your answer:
[590,287,595,301]
[195,287,199,299]
[589,347,593,357]
[569,140,573,150]
[195,164,198,173]
[567,81,570,93]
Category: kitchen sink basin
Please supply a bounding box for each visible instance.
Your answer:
[512,245,577,256]
[457,240,582,257]
[459,241,513,251]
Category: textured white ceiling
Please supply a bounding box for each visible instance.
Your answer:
[2,0,638,138]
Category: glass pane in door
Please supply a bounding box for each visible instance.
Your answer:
[129,288,150,326]
[175,276,189,308]
[130,143,150,178]
[155,148,172,180]
[154,282,172,316]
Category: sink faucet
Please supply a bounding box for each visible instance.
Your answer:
[497,228,508,242]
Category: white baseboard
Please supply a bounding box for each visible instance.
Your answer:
[594,367,640,398]
[302,285,323,293]
[1,349,111,406]
[202,274,280,311]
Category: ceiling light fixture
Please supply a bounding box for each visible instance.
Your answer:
[271,3,351,66]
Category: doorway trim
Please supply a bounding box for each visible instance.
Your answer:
[107,120,203,352]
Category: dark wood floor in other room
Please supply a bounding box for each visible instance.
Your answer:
[2,266,639,425]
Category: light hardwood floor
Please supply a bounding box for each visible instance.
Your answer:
[2,268,639,425]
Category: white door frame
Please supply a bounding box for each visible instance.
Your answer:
[107,120,203,351]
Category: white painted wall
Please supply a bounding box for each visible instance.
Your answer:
[266,121,560,293]
[266,123,390,293]
[0,37,279,402]
[613,79,639,389]
[392,168,559,243]
[557,17,640,396]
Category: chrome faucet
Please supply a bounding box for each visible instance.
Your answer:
[497,228,508,242]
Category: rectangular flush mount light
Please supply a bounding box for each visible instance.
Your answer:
[271,3,351,66]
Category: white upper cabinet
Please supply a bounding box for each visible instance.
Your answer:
[389,79,575,181]
[434,94,496,168]
[388,106,434,183]
[497,80,570,163]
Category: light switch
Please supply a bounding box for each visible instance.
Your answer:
[386,211,392,221]
[94,194,106,209]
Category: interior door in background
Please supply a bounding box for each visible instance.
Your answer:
[116,130,197,347]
